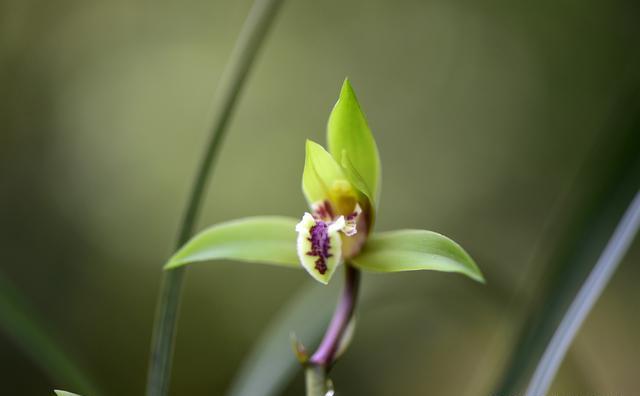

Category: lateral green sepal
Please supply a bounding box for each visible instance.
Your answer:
[351,229,484,283]
[165,216,301,270]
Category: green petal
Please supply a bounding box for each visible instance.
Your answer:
[341,150,375,208]
[351,230,484,283]
[164,217,300,270]
[327,78,381,203]
[302,139,347,205]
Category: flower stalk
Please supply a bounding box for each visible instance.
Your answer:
[305,264,360,395]
[305,364,330,396]
[310,264,360,366]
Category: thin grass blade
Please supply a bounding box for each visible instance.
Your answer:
[525,190,640,396]
[495,93,640,395]
[146,0,285,394]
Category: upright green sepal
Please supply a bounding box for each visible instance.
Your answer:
[351,229,484,283]
[327,79,381,203]
[164,216,301,270]
[341,150,375,209]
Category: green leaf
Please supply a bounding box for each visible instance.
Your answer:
[0,271,102,396]
[495,98,640,396]
[54,391,82,396]
[351,230,484,283]
[226,272,463,396]
[226,283,340,396]
[525,191,640,396]
[164,216,300,270]
[302,139,347,205]
[327,78,381,203]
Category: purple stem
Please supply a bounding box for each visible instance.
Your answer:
[309,264,361,366]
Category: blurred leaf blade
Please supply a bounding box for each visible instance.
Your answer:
[351,230,484,283]
[0,272,101,396]
[165,216,300,270]
[225,284,338,396]
[54,391,82,396]
[525,190,640,396]
[495,92,640,395]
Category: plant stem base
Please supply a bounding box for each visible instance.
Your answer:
[305,364,330,396]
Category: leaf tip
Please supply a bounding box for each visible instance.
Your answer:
[305,139,324,153]
[54,391,81,396]
[163,258,182,271]
[457,249,485,284]
[472,270,486,284]
[340,77,356,100]
[465,254,485,284]
[465,256,486,284]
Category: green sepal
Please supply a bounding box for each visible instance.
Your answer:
[341,150,376,228]
[164,216,300,270]
[351,230,484,283]
[342,150,374,204]
[327,78,381,203]
[301,139,347,206]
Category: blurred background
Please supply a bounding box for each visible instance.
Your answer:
[1,0,639,394]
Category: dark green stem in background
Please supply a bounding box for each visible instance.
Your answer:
[305,264,361,396]
[145,1,284,395]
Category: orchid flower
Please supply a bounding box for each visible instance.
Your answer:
[165,79,483,286]
[164,79,483,394]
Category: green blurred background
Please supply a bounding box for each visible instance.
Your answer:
[1,0,639,394]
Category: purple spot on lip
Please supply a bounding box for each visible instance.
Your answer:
[306,221,332,274]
